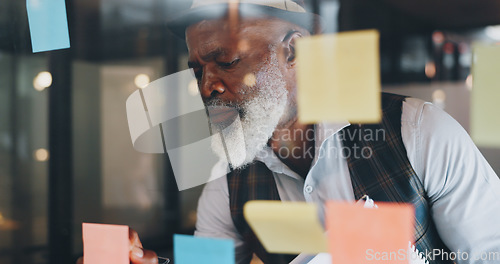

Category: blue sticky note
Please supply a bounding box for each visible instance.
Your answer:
[174,234,235,264]
[26,0,70,53]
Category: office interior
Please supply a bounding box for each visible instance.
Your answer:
[1,0,500,263]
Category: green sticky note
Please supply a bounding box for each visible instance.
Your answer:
[471,44,500,147]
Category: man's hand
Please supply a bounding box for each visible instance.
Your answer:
[128,228,159,264]
[76,228,158,264]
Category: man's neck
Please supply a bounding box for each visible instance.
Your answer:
[269,119,315,179]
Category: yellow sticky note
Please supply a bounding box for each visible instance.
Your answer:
[471,43,500,147]
[243,201,328,254]
[296,30,381,124]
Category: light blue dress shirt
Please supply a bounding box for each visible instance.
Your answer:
[195,98,500,264]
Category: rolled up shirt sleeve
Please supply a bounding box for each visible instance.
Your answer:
[409,100,500,263]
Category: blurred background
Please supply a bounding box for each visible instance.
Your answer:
[1,0,500,263]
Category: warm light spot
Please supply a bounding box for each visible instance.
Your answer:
[432,89,446,103]
[432,31,445,45]
[238,40,250,52]
[243,73,256,87]
[33,71,52,91]
[425,62,436,79]
[134,74,150,89]
[0,216,20,231]
[187,210,197,227]
[34,148,49,162]
[251,254,265,264]
[466,74,473,90]
[188,79,199,96]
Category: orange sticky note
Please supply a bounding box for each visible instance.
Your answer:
[326,201,414,264]
[83,223,129,264]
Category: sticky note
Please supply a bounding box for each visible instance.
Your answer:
[296,30,381,124]
[82,223,129,264]
[174,234,234,264]
[26,0,71,53]
[471,44,500,147]
[326,201,414,264]
[244,201,328,254]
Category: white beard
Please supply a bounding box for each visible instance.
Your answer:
[209,52,288,169]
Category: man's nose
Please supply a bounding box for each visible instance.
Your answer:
[199,66,225,99]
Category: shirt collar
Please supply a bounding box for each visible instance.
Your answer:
[316,121,351,147]
[255,121,351,180]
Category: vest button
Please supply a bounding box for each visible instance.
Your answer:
[305,185,314,194]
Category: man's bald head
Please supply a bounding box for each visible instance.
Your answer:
[186,17,309,49]
[186,17,308,104]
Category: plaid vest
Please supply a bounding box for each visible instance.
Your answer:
[227,93,454,264]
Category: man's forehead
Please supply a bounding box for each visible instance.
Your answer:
[188,17,279,35]
[186,22,236,54]
[186,17,292,46]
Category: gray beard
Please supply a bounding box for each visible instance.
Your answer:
[209,52,288,169]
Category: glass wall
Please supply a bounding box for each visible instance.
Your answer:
[0,0,186,263]
[1,0,499,263]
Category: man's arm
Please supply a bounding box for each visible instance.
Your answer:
[405,99,500,263]
[195,174,253,264]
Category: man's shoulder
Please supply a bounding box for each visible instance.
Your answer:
[378,93,430,127]
[400,96,432,126]
[380,93,456,130]
[399,95,468,145]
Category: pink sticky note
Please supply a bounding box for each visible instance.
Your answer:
[326,201,414,264]
[83,223,129,264]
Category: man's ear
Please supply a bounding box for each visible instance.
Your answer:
[283,31,302,68]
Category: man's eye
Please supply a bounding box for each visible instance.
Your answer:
[219,59,240,68]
